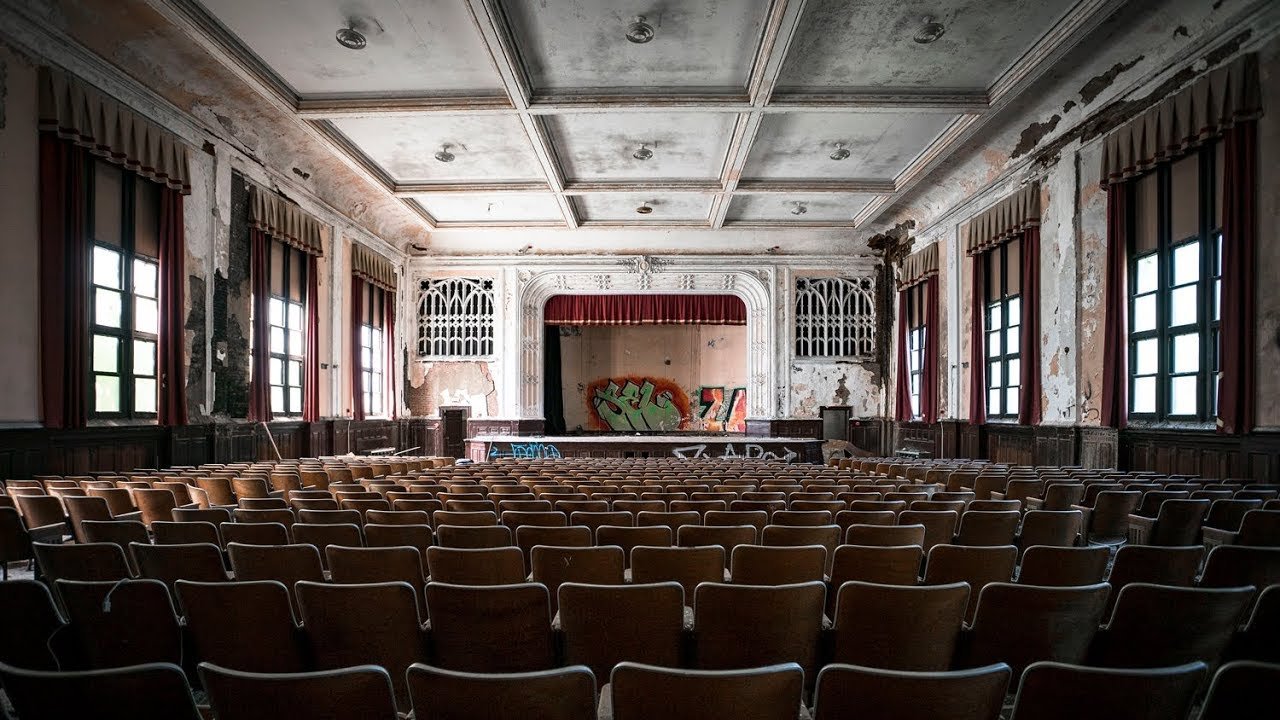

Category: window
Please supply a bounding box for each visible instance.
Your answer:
[417,277,495,358]
[1127,145,1222,422]
[266,241,307,416]
[90,161,161,419]
[794,276,877,359]
[361,283,387,417]
[984,238,1021,420]
[905,283,926,420]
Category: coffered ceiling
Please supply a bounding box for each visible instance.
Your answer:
[177,0,1125,231]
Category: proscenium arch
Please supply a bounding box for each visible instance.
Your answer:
[517,268,777,423]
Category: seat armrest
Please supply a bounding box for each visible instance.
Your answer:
[1127,514,1156,545]
[1200,526,1238,548]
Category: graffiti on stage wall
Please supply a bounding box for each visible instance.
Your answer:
[489,442,562,460]
[587,377,691,432]
[697,386,748,432]
[672,443,798,463]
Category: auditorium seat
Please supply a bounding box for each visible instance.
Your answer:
[427,546,525,586]
[1018,546,1109,586]
[955,511,1020,546]
[175,580,308,672]
[1127,499,1210,545]
[830,545,923,593]
[813,663,1010,720]
[365,509,431,526]
[1007,661,1206,720]
[447,499,497,513]
[597,525,672,568]
[14,495,70,542]
[1016,510,1082,551]
[435,523,512,549]
[1200,546,1280,591]
[408,664,597,720]
[831,581,969,671]
[1203,509,1280,547]
[609,661,802,720]
[964,582,1110,677]
[0,580,66,670]
[835,510,896,532]
[1081,490,1142,546]
[631,545,725,596]
[1091,583,1254,670]
[57,578,182,669]
[425,582,555,673]
[150,519,220,546]
[1025,483,1085,512]
[292,523,363,565]
[0,660,202,720]
[558,582,684,680]
[898,510,959,552]
[0,506,35,580]
[845,523,925,547]
[515,524,591,570]
[704,510,768,537]
[730,544,825,585]
[532,545,625,613]
[34,541,132,599]
[226,542,324,613]
[132,541,228,593]
[693,581,825,679]
[1198,660,1280,720]
[922,545,1018,623]
[200,662,399,720]
[434,510,499,527]
[219,521,290,546]
[234,508,297,531]
[239,497,290,510]
[636,510,701,535]
[172,506,233,525]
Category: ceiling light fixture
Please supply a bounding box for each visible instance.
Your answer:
[633,143,653,161]
[626,15,655,44]
[829,142,850,161]
[636,202,654,215]
[434,145,455,163]
[790,201,808,216]
[335,22,368,50]
[913,16,945,44]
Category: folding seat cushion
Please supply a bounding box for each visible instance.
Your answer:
[200,663,398,720]
[813,663,1011,720]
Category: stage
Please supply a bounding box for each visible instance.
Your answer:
[466,434,823,464]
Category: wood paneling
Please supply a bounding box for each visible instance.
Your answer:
[849,418,887,456]
[1079,427,1119,469]
[1121,428,1280,481]
[745,419,823,439]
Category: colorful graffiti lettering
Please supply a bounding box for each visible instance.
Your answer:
[697,386,748,432]
[587,377,690,431]
[488,442,562,459]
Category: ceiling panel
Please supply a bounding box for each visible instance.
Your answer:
[547,113,738,181]
[411,194,564,223]
[776,0,1080,90]
[725,193,878,222]
[742,112,957,180]
[573,194,713,222]
[500,0,772,92]
[330,115,546,183]
[198,0,504,95]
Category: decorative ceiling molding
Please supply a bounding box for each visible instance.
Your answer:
[767,89,990,112]
[394,182,551,197]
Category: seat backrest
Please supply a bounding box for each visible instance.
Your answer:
[831,545,923,588]
[200,662,398,720]
[132,541,227,594]
[531,545,625,614]
[609,661,803,720]
[845,523,926,547]
[175,579,306,673]
[0,580,66,670]
[57,578,182,669]
[1149,499,1211,545]
[1107,544,1204,609]
[514,525,591,570]
[219,521,290,546]
[676,524,756,567]
[1200,546,1280,589]
[407,664,596,720]
[966,582,1110,677]
[1199,660,1280,720]
[597,525,672,567]
[1018,511,1082,549]
[152,520,221,547]
[424,582,554,673]
[557,582,684,681]
[1203,499,1263,531]
[434,523,512,549]
[1095,583,1256,669]
[831,581,969,671]
[226,543,324,613]
[813,662,1011,720]
[292,523,363,564]
[0,660,201,720]
[955,511,1021,546]
[897,511,959,552]
[433,510,498,527]
[1008,661,1207,720]
[730,544,825,585]
[631,545,725,598]
[1088,491,1142,541]
[1237,510,1280,546]
[426,546,525,586]
[693,581,825,677]
[1018,546,1109,586]
[923,544,1018,623]
[34,541,131,586]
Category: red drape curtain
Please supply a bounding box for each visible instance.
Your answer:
[157,189,187,426]
[1101,186,1129,429]
[922,276,940,424]
[544,294,747,325]
[302,254,321,422]
[1018,228,1042,425]
[894,289,913,422]
[351,276,365,421]
[1218,121,1257,434]
[38,133,87,430]
[248,229,272,422]
[968,255,987,425]
[383,289,397,419]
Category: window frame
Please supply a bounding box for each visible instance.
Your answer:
[793,276,877,361]
[266,242,307,418]
[416,277,496,360]
[905,282,926,421]
[984,240,1021,421]
[360,282,387,418]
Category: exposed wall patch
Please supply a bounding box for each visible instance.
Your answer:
[1012,115,1062,159]
[1079,56,1144,105]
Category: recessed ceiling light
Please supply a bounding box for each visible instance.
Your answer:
[790,201,808,216]
[914,16,945,44]
[636,202,654,215]
[626,15,655,44]
[829,142,850,161]
[335,23,367,50]
[633,143,653,161]
[434,145,455,163]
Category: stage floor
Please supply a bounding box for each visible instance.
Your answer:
[466,434,822,463]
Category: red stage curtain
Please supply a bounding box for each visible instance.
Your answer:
[1218,121,1257,434]
[894,288,913,422]
[157,188,187,426]
[968,255,986,425]
[351,276,365,421]
[383,288,397,419]
[1018,228,1042,425]
[1101,185,1129,429]
[302,254,321,422]
[544,294,746,325]
[922,275,940,424]
[38,133,87,429]
[248,228,272,422]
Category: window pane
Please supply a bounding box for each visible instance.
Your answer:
[1136,254,1158,294]
[289,387,302,412]
[95,288,123,328]
[1008,358,1020,383]
[1172,333,1200,374]
[1134,172,1159,253]
[93,335,119,373]
[987,305,1002,330]
[1172,242,1200,286]
[1135,338,1157,376]
[93,162,122,246]
[135,297,159,335]
[362,325,373,345]
[270,241,285,296]
[269,298,285,326]
[1170,154,1200,241]
[134,178,160,258]
[989,361,1003,387]
[134,339,156,376]
[988,388,1000,412]
[289,360,303,386]
[1007,239,1022,296]
[1170,375,1198,415]
[909,376,919,395]
[269,358,283,385]
[1170,286,1198,326]
[93,246,122,289]
[270,386,285,410]
[95,375,120,413]
[1134,294,1157,332]
[1006,387,1020,411]
[134,378,157,414]
[270,327,285,354]
[1008,297,1021,324]
[288,302,303,330]
[288,330,303,355]
[1214,279,1221,322]
[133,259,158,298]
[1133,376,1156,413]
[362,347,373,369]
[1006,326,1020,351]
[986,251,1002,303]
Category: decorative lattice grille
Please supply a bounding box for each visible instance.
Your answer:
[417,277,495,358]
[794,276,876,359]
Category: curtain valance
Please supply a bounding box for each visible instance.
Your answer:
[544,294,747,326]
[964,183,1040,256]
[352,243,398,291]
[898,243,939,289]
[38,66,191,194]
[249,185,324,256]
[1101,53,1260,186]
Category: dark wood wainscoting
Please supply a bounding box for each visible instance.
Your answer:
[745,419,823,439]
[1120,428,1280,481]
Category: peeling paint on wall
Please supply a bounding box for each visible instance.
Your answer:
[407,361,499,418]
[1079,56,1144,105]
[791,362,880,419]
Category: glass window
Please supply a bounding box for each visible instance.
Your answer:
[904,282,927,420]
[261,242,308,416]
[984,238,1022,420]
[361,282,387,417]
